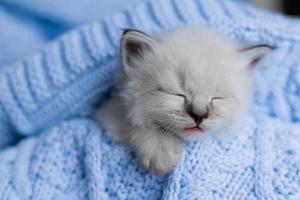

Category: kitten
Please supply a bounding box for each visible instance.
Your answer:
[94,27,271,175]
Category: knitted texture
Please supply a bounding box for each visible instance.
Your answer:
[0,0,300,199]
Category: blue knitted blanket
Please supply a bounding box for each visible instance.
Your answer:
[0,0,300,199]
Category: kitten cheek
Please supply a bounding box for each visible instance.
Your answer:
[211,100,235,118]
[202,118,223,131]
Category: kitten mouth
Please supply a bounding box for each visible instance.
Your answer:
[184,125,204,132]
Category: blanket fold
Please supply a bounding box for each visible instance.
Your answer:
[0,0,300,199]
[1,117,299,199]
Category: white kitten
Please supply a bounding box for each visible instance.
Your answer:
[94,27,271,175]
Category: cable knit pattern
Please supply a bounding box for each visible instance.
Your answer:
[0,0,300,199]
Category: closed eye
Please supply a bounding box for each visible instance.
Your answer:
[211,97,225,101]
[210,97,225,105]
[210,96,234,105]
[156,86,187,100]
[174,93,186,99]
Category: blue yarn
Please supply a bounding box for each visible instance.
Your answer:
[0,0,300,199]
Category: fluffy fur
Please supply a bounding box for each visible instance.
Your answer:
[94,27,271,175]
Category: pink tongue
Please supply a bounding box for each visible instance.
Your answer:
[185,126,203,131]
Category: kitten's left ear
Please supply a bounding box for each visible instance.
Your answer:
[239,44,273,68]
[120,28,157,69]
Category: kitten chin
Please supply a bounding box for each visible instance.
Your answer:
[93,27,272,175]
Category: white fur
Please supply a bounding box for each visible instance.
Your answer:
[94,27,271,175]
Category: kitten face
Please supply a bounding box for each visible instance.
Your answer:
[120,28,271,140]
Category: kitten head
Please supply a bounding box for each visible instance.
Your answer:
[119,28,271,140]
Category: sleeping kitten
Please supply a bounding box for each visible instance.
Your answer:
[94,27,271,175]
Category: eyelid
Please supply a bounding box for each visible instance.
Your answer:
[210,96,235,105]
[174,93,186,97]
[156,86,186,99]
[210,97,225,105]
[211,97,225,101]
[174,93,187,100]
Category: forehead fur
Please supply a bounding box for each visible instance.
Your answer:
[156,28,246,73]
[132,28,249,93]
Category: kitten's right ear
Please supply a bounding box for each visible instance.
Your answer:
[121,29,156,68]
[239,44,273,69]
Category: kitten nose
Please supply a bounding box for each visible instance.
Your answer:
[188,108,209,124]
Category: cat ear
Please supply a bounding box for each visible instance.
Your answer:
[239,44,272,68]
[121,29,157,68]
